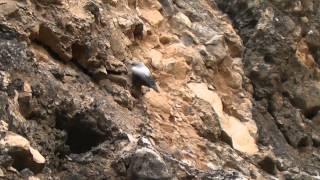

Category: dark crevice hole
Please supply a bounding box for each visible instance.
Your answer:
[71,42,93,75]
[297,136,311,148]
[9,148,43,173]
[55,112,108,154]
[304,106,320,119]
[31,40,66,64]
[65,124,106,153]
[32,40,97,84]
[106,70,123,75]
[264,53,275,64]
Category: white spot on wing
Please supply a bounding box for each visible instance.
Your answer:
[131,64,151,77]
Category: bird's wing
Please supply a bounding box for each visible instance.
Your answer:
[131,65,151,77]
[131,64,159,92]
[132,66,155,84]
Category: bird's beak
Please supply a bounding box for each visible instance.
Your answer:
[152,86,160,93]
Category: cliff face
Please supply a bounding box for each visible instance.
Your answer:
[0,0,319,179]
[215,0,320,178]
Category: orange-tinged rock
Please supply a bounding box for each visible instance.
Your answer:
[162,58,190,80]
[296,39,317,69]
[221,115,258,155]
[0,1,17,16]
[1,132,46,172]
[187,83,258,155]
[187,83,223,117]
[171,12,192,28]
[30,147,46,164]
[2,132,30,149]
[148,49,163,69]
[140,9,164,26]
[144,91,172,114]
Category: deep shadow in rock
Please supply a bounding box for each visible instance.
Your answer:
[64,123,106,154]
[55,107,115,154]
[8,148,43,173]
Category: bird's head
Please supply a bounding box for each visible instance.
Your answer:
[129,61,144,67]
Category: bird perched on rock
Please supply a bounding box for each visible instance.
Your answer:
[130,62,159,93]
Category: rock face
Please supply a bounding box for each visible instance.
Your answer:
[0,132,45,173]
[0,0,319,179]
[215,0,320,178]
[187,82,258,155]
[127,147,171,180]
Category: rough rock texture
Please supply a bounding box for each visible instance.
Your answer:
[215,0,320,179]
[127,147,171,180]
[0,131,46,173]
[0,0,319,179]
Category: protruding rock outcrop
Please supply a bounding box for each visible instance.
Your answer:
[127,147,171,180]
[0,131,45,173]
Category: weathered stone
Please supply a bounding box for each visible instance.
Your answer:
[188,83,258,155]
[0,168,4,177]
[204,55,217,68]
[224,34,244,58]
[109,29,131,60]
[0,120,8,132]
[159,35,171,45]
[93,66,108,80]
[205,35,224,46]
[291,81,320,117]
[28,176,40,180]
[127,148,171,180]
[105,56,127,73]
[312,133,320,147]
[221,115,258,155]
[295,39,317,68]
[0,71,10,91]
[0,1,18,16]
[137,137,153,147]
[0,155,13,168]
[20,168,34,178]
[85,1,101,23]
[162,58,190,80]
[192,100,221,142]
[35,0,63,5]
[145,92,171,114]
[50,68,65,81]
[159,34,179,45]
[36,23,72,61]
[117,16,144,40]
[105,75,128,88]
[148,49,163,70]
[187,83,223,119]
[0,132,45,173]
[205,42,227,65]
[140,9,164,26]
[102,83,134,109]
[223,161,251,176]
[191,23,220,43]
[171,12,192,29]
[158,0,175,16]
[18,81,33,118]
[102,0,118,6]
[306,29,320,49]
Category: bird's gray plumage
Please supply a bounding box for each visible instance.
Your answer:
[131,62,159,93]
